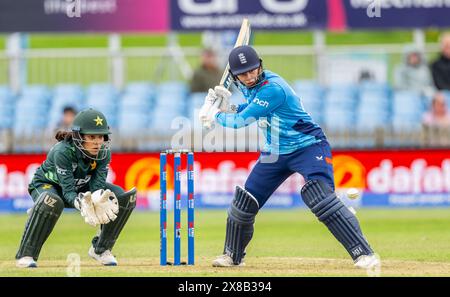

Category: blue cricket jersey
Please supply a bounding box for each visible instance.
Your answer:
[215,70,326,154]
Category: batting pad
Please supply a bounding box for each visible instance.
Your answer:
[301,179,374,260]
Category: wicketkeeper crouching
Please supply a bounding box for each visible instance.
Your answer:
[16,108,136,268]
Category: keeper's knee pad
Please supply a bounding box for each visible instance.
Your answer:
[16,192,64,260]
[94,188,136,254]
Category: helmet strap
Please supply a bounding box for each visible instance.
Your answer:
[231,61,264,89]
[72,132,110,161]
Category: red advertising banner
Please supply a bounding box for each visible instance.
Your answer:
[332,150,450,194]
[1,149,449,211]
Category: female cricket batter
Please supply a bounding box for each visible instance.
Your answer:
[201,45,379,269]
[15,108,136,268]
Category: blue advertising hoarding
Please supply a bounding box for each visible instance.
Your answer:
[343,0,450,29]
[170,0,328,31]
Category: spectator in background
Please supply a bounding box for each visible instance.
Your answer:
[422,92,450,128]
[57,106,77,131]
[431,33,450,90]
[190,48,222,93]
[358,69,376,83]
[394,45,434,97]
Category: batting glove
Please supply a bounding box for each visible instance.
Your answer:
[214,86,232,112]
[199,88,218,123]
[202,98,222,129]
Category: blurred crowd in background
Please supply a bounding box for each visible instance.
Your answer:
[1,31,450,153]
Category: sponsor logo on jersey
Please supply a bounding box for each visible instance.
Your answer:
[257,119,270,128]
[74,176,92,190]
[43,195,57,207]
[315,156,332,164]
[90,161,97,170]
[56,166,68,176]
[253,98,269,108]
[42,184,52,190]
[44,171,58,183]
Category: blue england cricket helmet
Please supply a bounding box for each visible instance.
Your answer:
[228,45,262,76]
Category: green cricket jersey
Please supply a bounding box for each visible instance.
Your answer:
[28,139,111,207]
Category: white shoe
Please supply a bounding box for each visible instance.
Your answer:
[88,246,118,266]
[354,254,380,269]
[212,254,245,267]
[16,256,37,268]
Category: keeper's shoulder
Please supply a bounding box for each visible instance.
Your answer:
[50,141,77,159]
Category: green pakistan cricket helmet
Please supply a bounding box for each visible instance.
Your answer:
[71,108,111,160]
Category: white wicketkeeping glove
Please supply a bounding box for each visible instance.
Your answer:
[91,189,119,225]
[198,88,218,124]
[214,85,232,112]
[74,191,101,227]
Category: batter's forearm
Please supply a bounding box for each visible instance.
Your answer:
[216,112,255,129]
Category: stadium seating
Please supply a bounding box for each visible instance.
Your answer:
[356,82,391,131]
[14,85,51,131]
[125,82,156,97]
[0,85,13,99]
[1,79,437,152]
[152,81,188,133]
[443,90,450,107]
[188,92,207,121]
[293,80,324,125]
[0,86,14,129]
[85,83,119,128]
[48,84,85,129]
[391,90,425,131]
[118,83,154,136]
[323,84,358,131]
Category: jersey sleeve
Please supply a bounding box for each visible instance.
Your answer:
[216,83,285,128]
[89,151,111,192]
[53,151,78,205]
[236,103,249,113]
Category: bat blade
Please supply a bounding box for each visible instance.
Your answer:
[219,18,251,89]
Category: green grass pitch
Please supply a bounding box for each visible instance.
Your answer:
[1,209,449,276]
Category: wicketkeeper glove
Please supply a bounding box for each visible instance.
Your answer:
[74,191,101,227]
[91,189,119,225]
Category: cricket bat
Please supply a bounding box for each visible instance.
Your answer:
[199,19,252,127]
[219,18,252,89]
